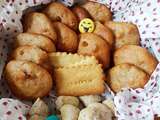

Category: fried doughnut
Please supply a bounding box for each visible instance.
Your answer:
[78,33,110,68]
[78,103,113,120]
[93,21,114,47]
[72,6,91,22]
[114,45,158,75]
[4,60,53,100]
[16,33,56,52]
[81,1,112,23]
[44,2,78,30]
[24,12,57,43]
[105,21,140,49]
[107,63,149,93]
[12,46,48,65]
[53,22,78,53]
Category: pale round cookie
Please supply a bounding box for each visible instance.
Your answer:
[107,63,149,93]
[5,60,53,100]
[114,45,158,75]
[105,21,140,49]
[78,33,110,68]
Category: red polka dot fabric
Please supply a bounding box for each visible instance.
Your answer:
[0,0,160,119]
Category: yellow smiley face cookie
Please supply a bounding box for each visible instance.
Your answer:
[79,18,95,33]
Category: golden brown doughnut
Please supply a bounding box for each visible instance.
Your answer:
[4,60,53,100]
[78,33,110,68]
[105,21,140,49]
[12,46,48,65]
[72,6,91,22]
[107,63,149,93]
[93,21,114,48]
[16,33,56,52]
[81,1,112,23]
[114,45,158,75]
[53,22,78,53]
[24,12,57,43]
[44,2,78,30]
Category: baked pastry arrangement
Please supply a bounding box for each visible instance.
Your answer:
[4,1,158,119]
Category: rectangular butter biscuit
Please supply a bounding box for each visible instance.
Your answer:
[54,64,105,96]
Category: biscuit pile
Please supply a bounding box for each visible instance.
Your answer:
[4,1,158,101]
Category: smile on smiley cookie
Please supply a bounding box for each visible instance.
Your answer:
[79,18,95,33]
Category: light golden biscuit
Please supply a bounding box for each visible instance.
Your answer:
[78,33,110,68]
[12,46,48,65]
[16,33,56,52]
[5,60,53,100]
[49,52,98,68]
[82,1,112,23]
[105,21,140,49]
[54,64,105,96]
[107,63,149,93]
[44,2,78,30]
[72,6,91,22]
[114,45,158,75]
[93,21,114,47]
[53,22,78,53]
[28,115,45,120]
[24,12,57,43]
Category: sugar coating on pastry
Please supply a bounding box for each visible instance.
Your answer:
[53,22,78,53]
[24,12,57,43]
[16,33,56,52]
[5,60,53,100]
[105,21,140,49]
[44,2,78,30]
[79,95,102,107]
[12,45,48,65]
[78,33,110,68]
[82,1,112,23]
[54,64,105,96]
[114,45,158,75]
[49,52,98,68]
[78,103,113,120]
[93,21,114,47]
[107,63,149,93]
[55,96,79,110]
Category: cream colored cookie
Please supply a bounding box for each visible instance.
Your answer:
[49,52,98,68]
[114,45,158,75]
[107,63,149,93]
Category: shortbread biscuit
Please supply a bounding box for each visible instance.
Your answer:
[114,45,158,75]
[82,1,112,23]
[107,63,149,93]
[16,33,56,52]
[49,52,98,68]
[105,21,140,49]
[54,64,105,96]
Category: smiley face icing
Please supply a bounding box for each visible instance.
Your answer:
[79,18,95,33]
